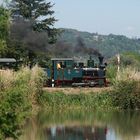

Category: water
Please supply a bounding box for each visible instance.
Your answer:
[20,110,140,140]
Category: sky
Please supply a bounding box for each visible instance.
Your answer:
[50,0,140,38]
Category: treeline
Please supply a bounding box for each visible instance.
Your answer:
[58,28,140,58]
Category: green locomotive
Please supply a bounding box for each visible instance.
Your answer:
[46,56,107,87]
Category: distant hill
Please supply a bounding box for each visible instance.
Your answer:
[57,28,140,58]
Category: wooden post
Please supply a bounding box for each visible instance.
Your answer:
[117,54,120,72]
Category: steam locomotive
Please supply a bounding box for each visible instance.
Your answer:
[46,56,107,87]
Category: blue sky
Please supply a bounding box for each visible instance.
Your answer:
[50,0,140,38]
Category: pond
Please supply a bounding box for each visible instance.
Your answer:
[20,110,140,140]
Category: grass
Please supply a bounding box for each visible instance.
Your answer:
[38,91,114,111]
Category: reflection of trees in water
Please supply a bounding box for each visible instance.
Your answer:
[106,111,140,140]
[38,110,140,139]
[19,118,46,140]
[43,126,107,140]
[20,110,140,140]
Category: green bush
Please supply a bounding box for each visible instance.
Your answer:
[0,87,31,139]
[0,66,45,139]
[112,68,140,109]
[112,80,140,109]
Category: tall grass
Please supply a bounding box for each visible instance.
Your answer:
[115,67,140,81]
[38,91,113,111]
[0,66,45,139]
[0,69,15,91]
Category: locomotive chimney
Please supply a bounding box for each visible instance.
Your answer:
[98,56,104,65]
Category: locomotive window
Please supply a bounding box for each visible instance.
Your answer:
[57,61,66,68]
[57,63,61,69]
[61,61,66,68]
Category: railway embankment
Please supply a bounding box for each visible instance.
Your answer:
[43,87,112,94]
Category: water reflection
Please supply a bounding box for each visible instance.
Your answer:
[20,110,140,140]
[45,125,107,140]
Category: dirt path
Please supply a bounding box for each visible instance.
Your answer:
[43,87,112,94]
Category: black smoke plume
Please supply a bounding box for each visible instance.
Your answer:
[75,36,102,57]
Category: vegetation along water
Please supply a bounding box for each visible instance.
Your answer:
[0,66,140,139]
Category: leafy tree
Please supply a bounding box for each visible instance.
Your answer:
[11,0,58,43]
[5,0,59,67]
[0,6,9,57]
[7,19,51,66]
[0,6,9,39]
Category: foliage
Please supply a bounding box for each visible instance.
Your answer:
[120,52,140,69]
[0,88,30,139]
[112,68,140,109]
[0,6,9,40]
[0,6,9,57]
[7,19,51,66]
[0,39,7,57]
[11,0,58,43]
[107,52,140,84]
[109,52,140,69]
[0,66,45,139]
[106,64,117,84]
[0,0,58,67]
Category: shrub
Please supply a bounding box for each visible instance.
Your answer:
[0,88,31,139]
[0,66,45,139]
[112,68,140,109]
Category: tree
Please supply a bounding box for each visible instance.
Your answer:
[0,6,9,40]
[0,6,9,57]
[6,0,59,67]
[11,0,58,43]
[7,19,51,66]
